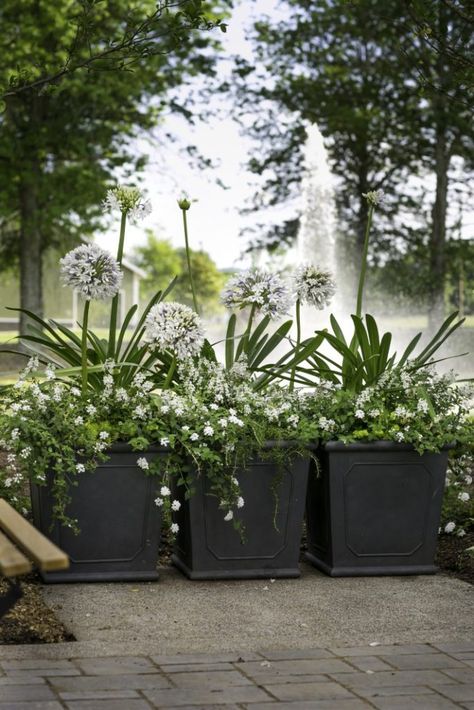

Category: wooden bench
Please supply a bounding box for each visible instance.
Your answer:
[0,499,69,617]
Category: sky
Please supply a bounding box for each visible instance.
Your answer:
[97,1,271,270]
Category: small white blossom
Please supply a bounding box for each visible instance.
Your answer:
[74,416,84,426]
[160,486,171,497]
[60,244,122,301]
[99,431,109,440]
[237,496,245,509]
[182,425,190,432]
[170,522,179,534]
[464,475,472,485]
[171,500,181,511]
[417,399,429,414]
[458,492,470,502]
[369,409,380,418]
[71,387,81,397]
[395,431,405,442]
[444,521,456,533]
[76,463,86,474]
[144,302,204,360]
[134,404,148,419]
[190,432,199,441]
[363,189,385,205]
[160,437,170,447]
[203,425,214,436]
[10,428,20,441]
[137,457,149,470]
[19,446,32,459]
[355,409,365,419]
[103,186,151,224]
[45,366,56,381]
[86,404,96,416]
[224,510,234,522]
[209,403,219,411]
[155,497,164,507]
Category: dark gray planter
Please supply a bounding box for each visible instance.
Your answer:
[171,444,311,580]
[305,441,449,576]
[30,443,166,583]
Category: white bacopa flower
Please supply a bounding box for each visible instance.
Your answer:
[160,486,171,497]
[444,521,456,533]
[363,189,385,206]
[74,416,84,426]
[457,529,466,537]
[355,409,365,419]
[155,497,164,507]
[417,399,429,414]
[293,265,336,309]
[221,268,292,318]
[99,431,109,440]
[171,500,181,511]
[103,186,151,224]
[45,366,56,381]
[170,523,179,534]
[76,463,86,474]
[137,457,149,470]
[144,302,204,360]
[237,497,245,509]
[182,425,190,432]
[458,492,470,502]
[60,244,123,301]
[160,437,170,447]
[224,510,234,522]
[395,432,405,442]
[464,475,473,485]
[203,425,214,436]
[190,432,199,441]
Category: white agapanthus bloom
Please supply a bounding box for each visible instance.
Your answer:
[102,186,152,224]
[144,302,204,360]
[221,268,292,318]
[60,244,122,301]
[293,265,336,309]
[362,189,385,205]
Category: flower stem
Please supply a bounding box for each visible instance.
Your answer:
[107,211,127,357]
[81,300,90,395]
[163,356,176,389]
[289,299,301,393]
[242,303,257,355]
[355,204,374,318]
[181,208,199,314]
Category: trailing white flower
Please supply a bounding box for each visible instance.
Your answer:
[137,457,149,470]
[102,186,152,223]
[60,244,122,301]
[224,510,234,521]
[144,302,204,360]
[221,268,292,318]
[293,265,336,309]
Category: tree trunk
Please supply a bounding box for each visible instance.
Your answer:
[19,174,43,336]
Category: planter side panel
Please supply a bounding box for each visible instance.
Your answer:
[172,455,309,579]
[31,448,164,582]
[306,444,448,576]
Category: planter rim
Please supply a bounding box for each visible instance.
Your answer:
[262,439,318,451]
[102,442,169,454]
[321,440,453,453]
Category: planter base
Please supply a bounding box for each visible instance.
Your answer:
[305,551,438,577]
[171,553,300,580]
[39,569,159,584]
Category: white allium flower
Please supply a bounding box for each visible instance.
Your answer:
[137,457,149,470]
[171,500,181,511]
[444,521,456,533]
[363,189,385,205]
[155,497,164,507]
[170,523,179,534]
[458,492,470,502]
[224,510,234,522]
[103,186,151,223]
[237,497,245,509]
[160,437,170,447]
[144,302,204,360]
[293,265,336,309]
[76,463,86,474]
[160,486,171,497]
[221,268,292,318]
[60,244,123,301]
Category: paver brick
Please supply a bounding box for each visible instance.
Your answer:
[168,669,252,688]
[6,668,82,677]
[160,662,236,673]
[239,673,328,685]
[258,648,335,661]
[385,653,466,670]
[353,685,436,699]
[437,667,474,683]
[0,703,63,710]
[1,659,78,670]
[0,675,47,685]
[431,684,474,702]
[433,643,474,654]
[64,701,151,710]
[0,684,58,702]
[369,695,462,709]
[75,656,157,675]
[151,652,261,665]
[344,655,395,672]
[260,681,356,701]
[238,658,354,678]
[244,702,376,710]
[329,644,439,657]
[59,689,141,701]
[143,684,272,706]
[329,669,458,688]
[51,673,171,692]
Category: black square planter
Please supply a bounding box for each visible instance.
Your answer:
[171,449,310,580]
[31,444,165,583]
[305,441,448,576]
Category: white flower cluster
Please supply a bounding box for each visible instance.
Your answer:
[103,186,152,224]
[362,189,385,206]
[293,265,336,309]
[144,302,205,360]
[221,268,292,318]
[60,244,122,301]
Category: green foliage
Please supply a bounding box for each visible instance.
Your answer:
[441,449,474,537]
[135,232,226,313]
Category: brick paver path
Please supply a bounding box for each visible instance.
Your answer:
[1,642,473,708]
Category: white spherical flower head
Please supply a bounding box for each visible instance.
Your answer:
[362,189,385,206]
[221,268,292,318]
[144,302,205,360]
[102,185,152,223]
[60,244,122,301]
[293,265,336,309]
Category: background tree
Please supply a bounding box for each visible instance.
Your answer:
[0,0,227,334]
[134,231,226,312]
[227,0,473,325]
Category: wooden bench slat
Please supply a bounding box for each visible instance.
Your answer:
[0,500,69,572]
[0,530,32,577]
